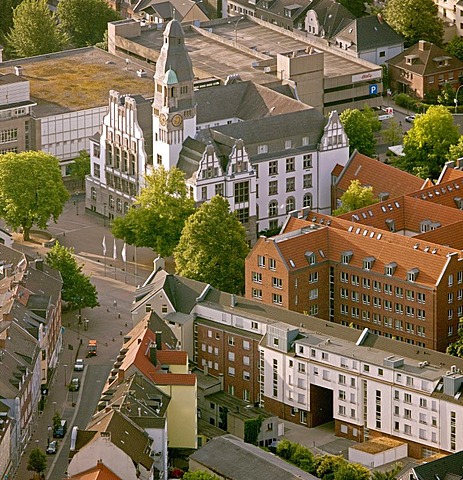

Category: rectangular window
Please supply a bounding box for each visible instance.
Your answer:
[252,288,262,300]
[340,272,349,283]
[303,174,312,189]
[234,181,249,203]
[269,161,278,175]
[0,128,18,144]
[272,293,282,305]
[286,157,295,172]
[286,177,295,192]
[303,154,312,169]
[258,255,265,268]
[309,272,318,283]
[272,277,282,289]
[269,180,278,195]
[252,271,262,283]
[309,288,318,300]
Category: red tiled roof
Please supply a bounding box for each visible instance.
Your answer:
[150,372,196,386]
[336,152,424,197]
[157,350,187,365]
[69,461,122,480]
[437,166,463,183]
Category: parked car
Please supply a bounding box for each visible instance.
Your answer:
[69,377,80,391]
[74,358,84,371]
[405,115,416,123]
[46,440,58,454]
[53,420,67,438]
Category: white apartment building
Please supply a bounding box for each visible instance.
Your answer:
[134,266,463,459]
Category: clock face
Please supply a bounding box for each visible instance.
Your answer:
[159,113,167,126]
[172,114,183,127]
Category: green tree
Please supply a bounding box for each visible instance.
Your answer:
[0,0,23,46]
[6,0,67,58]
[371,462,403,480]
[339,109,376,156]
[437,83,455,106]
[361,105,381,133]
[333,463,370,480]
[0,151,69,241]
[333,179,378,215]
[383,0,443,46]
[338,0,367,17]
[276,439,298,461]
[447,136,463,162]
[446,318,463,357]
[447,36,463,61]
[183,472,220,480]
[316,455,347,480]
[27,448,47,479]
[111,166,195,257]
[69,150,90,191]
[396,105,460,179]
[46,242,99,313]
[174,196,249,294]
[381,118,403,146]
[57,0,120,47]
[290,444,314,472]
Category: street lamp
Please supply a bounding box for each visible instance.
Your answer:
[455,84,463,113]
[53,401,56,416]
[103,202,107,227]
[64,364,68,387]
[228,16,244,43]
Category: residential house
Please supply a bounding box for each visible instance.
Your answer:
[406,450,463,479]
[330,15,404,64]
[388,40,463,99]
[131,0,210,24]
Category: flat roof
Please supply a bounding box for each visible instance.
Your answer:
[130,18,375,84]
[0,47,154,117]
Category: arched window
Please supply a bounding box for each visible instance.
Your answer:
[286,196,295,213]
[303,193,312,208]
[269,200,278,217]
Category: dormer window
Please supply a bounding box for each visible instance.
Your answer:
[385,219,395,232]
[363,257,375,271]
[385,262,397,277]
[305,251,316,265]
[407,268,419,282]
[420,219,432,233]
[454,197,463,209]
[341,251,353,264]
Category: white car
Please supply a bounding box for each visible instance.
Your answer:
[74,359,84,371]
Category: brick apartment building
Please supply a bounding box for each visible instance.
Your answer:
[136,265,463,458]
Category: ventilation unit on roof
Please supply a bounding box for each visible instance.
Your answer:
[264,66,271,73]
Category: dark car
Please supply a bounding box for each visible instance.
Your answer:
[53,420,67,438]
[46,440,58,454]
[69,378,80,391]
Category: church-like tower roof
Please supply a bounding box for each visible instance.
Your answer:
[154,19,194,84]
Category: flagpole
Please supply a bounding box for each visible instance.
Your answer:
[134,245,138,287]
[102,236,107,277]
[104,252,106,276]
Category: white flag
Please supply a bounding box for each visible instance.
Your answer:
[113,238,117,260]
[121,243,127,263]
[102,236,107,256]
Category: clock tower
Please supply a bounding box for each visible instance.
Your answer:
[153,19,196,170]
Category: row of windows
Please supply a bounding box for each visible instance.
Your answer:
[268,174,312,195]
[0,128,18,144]
[339,273,426,302]
[268,194,312,217]
[206,330,251,350]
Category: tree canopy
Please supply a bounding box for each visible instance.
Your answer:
[112,166,195,257]
[0,151,69,241]
[339,109,376,156]
[27,448,47,477]
[381,118,403,146]
[46,242,99,313]
[69,150,91,191]
[446,319,463,357]
[6,0,68,58]
[338,0,367,17]
[57,0,120,47]
[447,136,463,162]
[333,179,378,215]
[396,105,460,179]
[0,0,22,47]
[183,471,220,480]
[383,0,443,46]
[447,36,463,61]
[174,195,249,294]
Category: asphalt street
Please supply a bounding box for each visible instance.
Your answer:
[11,199,159,480]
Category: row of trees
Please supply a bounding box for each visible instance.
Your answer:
[275,439,402,480]
[2,0,120,59]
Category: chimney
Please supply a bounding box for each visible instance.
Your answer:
[150,344,157,366]
[14,65,22,76]
[418,40,429,51]
[155,331,162,351]
[230,294,236,307]
[218,373,224,390]
[35,258,43,271]
[153,255,165,273]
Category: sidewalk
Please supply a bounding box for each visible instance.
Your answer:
[11,202,161,479]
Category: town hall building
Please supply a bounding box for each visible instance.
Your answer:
[85,19,349,244]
